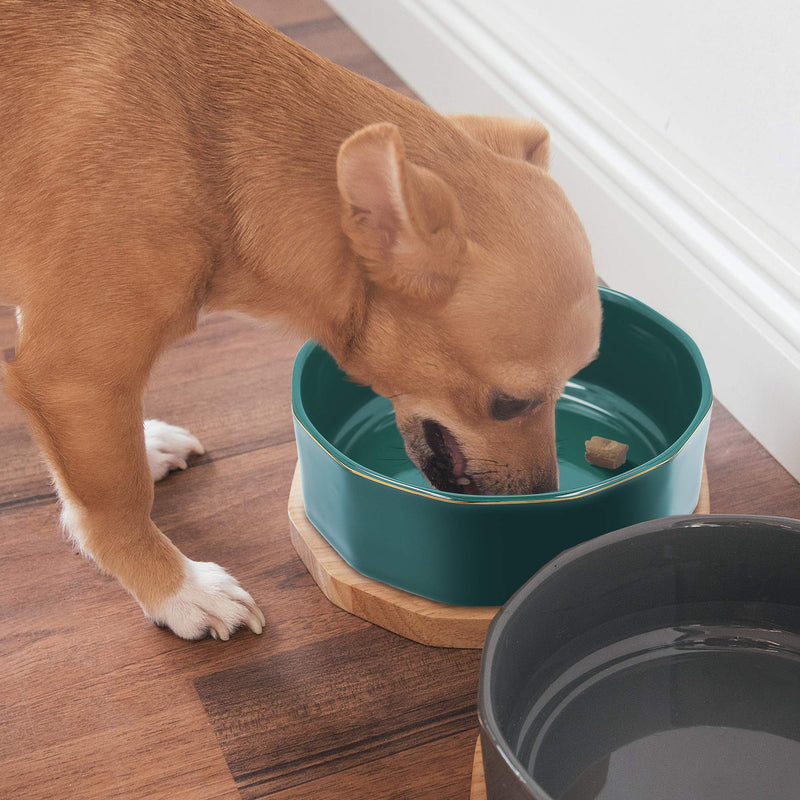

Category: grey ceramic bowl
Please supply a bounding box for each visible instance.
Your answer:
[479,515,800,800]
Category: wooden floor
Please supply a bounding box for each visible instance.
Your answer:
[1,2,799,799]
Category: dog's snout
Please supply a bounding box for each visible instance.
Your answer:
[529,463,558,494]
[532,473,558,494]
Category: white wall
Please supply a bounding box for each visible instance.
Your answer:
[328,0,800,484]
[506,0,800,255]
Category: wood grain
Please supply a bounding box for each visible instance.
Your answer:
[194,626,480,800]
[705,400,800,518]
[288,462,709,651]
[0,5,797,800]
[0,699,241,800]
[289,464,500,649]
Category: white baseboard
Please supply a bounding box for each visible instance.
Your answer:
[329,0,800,485]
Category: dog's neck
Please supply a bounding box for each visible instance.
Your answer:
[201,3,469,363]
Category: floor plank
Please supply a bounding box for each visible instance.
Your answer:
[195,627,480,799]
[705,401,800,518]
[263,731,478,800]
[0,700,241,800]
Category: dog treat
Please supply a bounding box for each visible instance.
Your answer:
[585,436,629,469]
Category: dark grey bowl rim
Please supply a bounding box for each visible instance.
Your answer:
[477,513,800,799]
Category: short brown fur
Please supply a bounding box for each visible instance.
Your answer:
[0,0,600,638]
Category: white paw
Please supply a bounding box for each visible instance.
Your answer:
[145,559,265,641]
[144,419,205,481]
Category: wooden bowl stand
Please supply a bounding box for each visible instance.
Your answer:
[288,462,709,650]
[470,739,486,800]
[288,464,498,649]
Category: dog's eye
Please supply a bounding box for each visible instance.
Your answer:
[490,393,535,421]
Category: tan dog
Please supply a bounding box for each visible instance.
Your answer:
[0,0,601,640]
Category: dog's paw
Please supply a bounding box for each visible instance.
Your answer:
[145,559,265,641]
[144,419,205,482]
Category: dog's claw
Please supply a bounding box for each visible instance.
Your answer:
[245,610,264,635]
[244,600,266,630]
[208,616,230,641]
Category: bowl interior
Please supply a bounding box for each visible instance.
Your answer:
[480,516,800,800]
[295,288,709,497]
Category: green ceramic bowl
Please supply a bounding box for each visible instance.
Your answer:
[292,288,712,606]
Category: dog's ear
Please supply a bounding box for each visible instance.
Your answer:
[450,114,550,170]
[337,122,464,304]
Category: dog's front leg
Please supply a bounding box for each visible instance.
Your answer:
[4,346,264,641]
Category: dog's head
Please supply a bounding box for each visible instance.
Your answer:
[333,116,601,495]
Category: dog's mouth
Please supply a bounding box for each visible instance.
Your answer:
[420,419,480,494]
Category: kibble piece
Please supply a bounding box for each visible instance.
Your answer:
[585,436,629,469]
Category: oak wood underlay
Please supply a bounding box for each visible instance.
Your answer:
[289,462,710,650]
[471,737,486,800]
[288,465,499,649]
